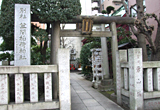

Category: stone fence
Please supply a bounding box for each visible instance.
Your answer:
[0,49,70,110]
[116,48,160,110]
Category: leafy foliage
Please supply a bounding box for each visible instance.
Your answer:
[0,0,81,64]
[117,27,137,46]
[32,25,48,43]
[30,0,81,22]
[0,0,15,50]
[0,52,14,61]
[101,10,107,14]
[0,0,81,50]
[31,45,50,65]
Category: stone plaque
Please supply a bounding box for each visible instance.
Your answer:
[14,4,30,66]
[14,4,30,103]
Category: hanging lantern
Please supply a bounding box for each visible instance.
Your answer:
[82,18,93,35]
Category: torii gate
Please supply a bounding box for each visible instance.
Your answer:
[32,14,135,95]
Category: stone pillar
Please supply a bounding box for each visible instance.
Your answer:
[14,4,31,103]
[30,73,38,102]
[153,68,160,90]
[14,4,31,66]
[144,68,153,91]
[51,22,60,65]
[110,22,118,91]
[58,49,71,110]
[116,50,127,105]
[119,50,127,90]
[0,74,9,104]
[128,48,143,110]
[116,51,121,105]
[51,22,60,99]
[101,24,109,79]
[44,73,52,101]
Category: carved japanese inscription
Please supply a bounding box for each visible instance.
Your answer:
[14,4,30,66]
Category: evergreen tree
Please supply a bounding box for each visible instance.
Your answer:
[0,0,15,50]
[0,0,81,64]
[31,0,81,22]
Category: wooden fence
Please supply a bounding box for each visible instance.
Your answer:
[116,48,160,110]
[0,49,70,110]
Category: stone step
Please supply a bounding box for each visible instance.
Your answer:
[98,84,114,91]
[101,79,113,86]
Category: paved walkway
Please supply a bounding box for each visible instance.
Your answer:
[71,72,124,110]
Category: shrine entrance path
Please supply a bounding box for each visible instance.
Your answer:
[71,72,124,110]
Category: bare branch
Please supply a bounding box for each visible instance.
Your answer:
[152,13,160,25]
[130,25,139,37]
[145,34,157,53]
[154,25,160,48]
[138,28,156,53]
[121,0,129,17]
[132,7,138,13]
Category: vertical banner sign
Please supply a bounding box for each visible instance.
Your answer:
[14,4,30,66]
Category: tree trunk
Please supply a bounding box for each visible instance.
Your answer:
[42,41,48,64]
[137,34,148,61]
[136,0,144,19]
[151,25,160,60]
[151,50,160,61]
[50,22,60,99]
[136,0,148,61]
[42,23,50,64]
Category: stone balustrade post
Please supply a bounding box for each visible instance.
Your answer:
[58,48,71,110]
[116,50,127,105]
[128,48,143,110]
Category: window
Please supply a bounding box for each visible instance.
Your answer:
[102,5,104,10]
[131,4,137,17]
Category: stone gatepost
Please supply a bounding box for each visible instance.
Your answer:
[128,48,143,110]
[110,22,118,92]
[101,24,109,78]
[58,48,71,110]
